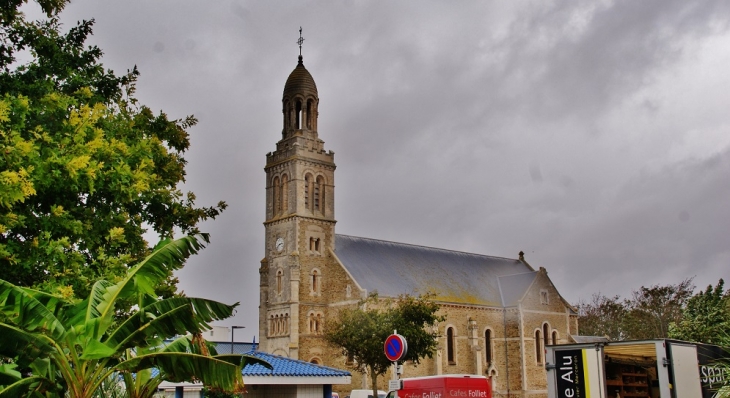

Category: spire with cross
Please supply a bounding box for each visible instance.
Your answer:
[297,27,305,57]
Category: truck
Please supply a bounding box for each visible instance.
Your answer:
[386,374,491,398]
[545,339,729,398]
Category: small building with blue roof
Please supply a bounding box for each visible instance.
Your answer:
[157,344,350,398]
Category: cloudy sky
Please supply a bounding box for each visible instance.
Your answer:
[41,1,730,339]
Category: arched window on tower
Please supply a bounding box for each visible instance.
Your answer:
[447,327,455,365]
[485,328,493,365]
[314,176,324,212]
[552,330,558,345]
[304,174,313,209]
[543,323,550,350]
[281,174,288,213]
[535,329,542,364]
[311,269,320,295]
[295,100,303,129]
[306,99,314,129]
[276,269,283,295]
[272,176,280,215]
[283,100,289,130]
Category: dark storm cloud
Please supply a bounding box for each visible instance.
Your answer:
[38,0,730,334]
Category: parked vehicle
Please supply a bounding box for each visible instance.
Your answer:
[386,374,491,398]
[348,389,387,398]
[545,339,729,398]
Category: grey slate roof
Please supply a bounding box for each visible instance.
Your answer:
[497,271,539,307]
[569,335,610,344]
[334,234,535,307]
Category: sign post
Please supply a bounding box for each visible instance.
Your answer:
[384,331,408,398]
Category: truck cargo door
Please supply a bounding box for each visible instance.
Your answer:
[550,346,605,398]
[668,343,702,398]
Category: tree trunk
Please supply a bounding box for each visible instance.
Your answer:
[370,366,379,398]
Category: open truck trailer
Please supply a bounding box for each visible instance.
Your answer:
[545,339,728,398]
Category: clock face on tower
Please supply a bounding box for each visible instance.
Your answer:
[275,237,284,252]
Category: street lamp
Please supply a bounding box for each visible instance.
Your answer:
[231,326,245,354]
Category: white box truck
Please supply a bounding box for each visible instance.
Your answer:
[545,339,728,398]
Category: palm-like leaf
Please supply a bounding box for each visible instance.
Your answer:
[116,352,248,392]
[19,287,70,322]
[0,376,54,398]
[121,369,162,398]
[105,297,237,352]
[212,354,274,370]
[0,324,56,368]
[0,280,66,340]
[0,363,21,386]
[85,234,209,336]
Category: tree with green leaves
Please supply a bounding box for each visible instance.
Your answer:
[0,0,225,302]
[669,279,730,346]
[622,278,694,340]
[576,279,695,340]
[325,293,444,398]
[576,294,627,341]
[0,235,270,398]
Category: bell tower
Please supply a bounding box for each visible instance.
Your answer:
[258,45,336,358]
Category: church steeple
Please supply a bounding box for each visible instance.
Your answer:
[282,55,318,139]
[266,51,333,223]
[280,28,319,139]
[260,42,336,359]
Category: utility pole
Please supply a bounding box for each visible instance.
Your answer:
[231,326,245,354]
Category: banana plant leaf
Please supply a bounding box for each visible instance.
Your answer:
[212,354,274,370]
[116,352,250,392]
[84,234,210,341]
[0,280,67,340]
[0,376,54,398]
[105,297,237,352]
[0,323,56,368]
[0,363,21,385]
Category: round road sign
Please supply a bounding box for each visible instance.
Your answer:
[384,334,408,362]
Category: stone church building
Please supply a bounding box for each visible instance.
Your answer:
[258,54,579,398]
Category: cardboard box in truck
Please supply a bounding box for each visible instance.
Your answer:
[386,374,491,398]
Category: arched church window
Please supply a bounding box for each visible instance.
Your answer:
[306,99,314,129]
[304,173,313,209]
[283,100,289,130]
[272,176,280,215]
[447,327,455,365]
[295,100,303,129]
[281,174,288,213]
[276,269,283,295]
[552,330,558,345]
[535,330,542,364]
[311,269,320,294]
[315,176,324,213]
[309,237,321,253]
[543,323,550,349]
[484,328,493,364]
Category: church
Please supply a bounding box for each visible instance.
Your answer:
[257,52,579,398]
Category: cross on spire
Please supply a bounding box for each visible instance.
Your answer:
[297,27,305,57]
